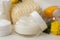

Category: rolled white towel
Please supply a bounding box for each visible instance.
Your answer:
[15,11,47,35]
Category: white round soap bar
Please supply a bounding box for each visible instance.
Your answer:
[0,19,12,36]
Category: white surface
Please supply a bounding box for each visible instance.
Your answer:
[0,33,60,40]
[44,0,60,7]
[35,0,60,7]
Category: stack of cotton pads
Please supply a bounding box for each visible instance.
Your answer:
[0,19,12,36]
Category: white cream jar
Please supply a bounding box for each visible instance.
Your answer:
[15,11,47,35]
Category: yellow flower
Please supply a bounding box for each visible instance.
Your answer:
[51,21,60,35]
[11,0,18,4]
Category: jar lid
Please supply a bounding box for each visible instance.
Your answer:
[53,9,60,22]
[53,9,60,18]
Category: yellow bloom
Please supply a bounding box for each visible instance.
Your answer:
[11,0,18,4]
[51,21,60,35]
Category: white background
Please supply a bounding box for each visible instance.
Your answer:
[44,0,60,7]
